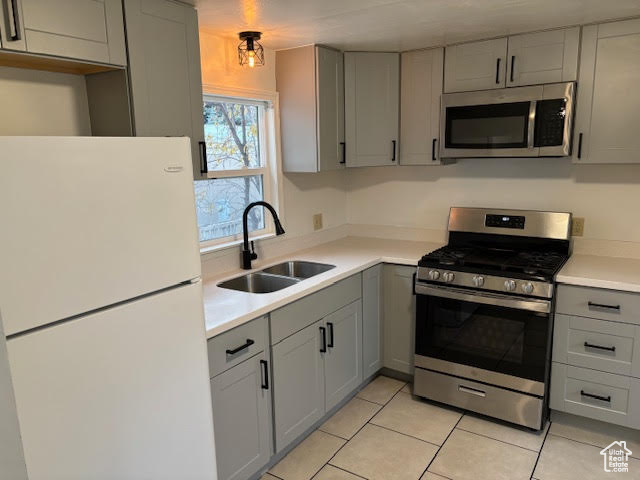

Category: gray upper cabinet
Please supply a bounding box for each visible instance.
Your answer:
[383,264,416,375]
[123,0,205,179]
[271,320,325,453]
[506,27,579,87]
[362,265,383,379]
[344,52,400,167]
[277,45,345,172]
[573,19,640,164]
[400,48,444,165]
[0,0,126,66]
[444,38,507,93]
[324,301,363,411]
[210,352,272,480]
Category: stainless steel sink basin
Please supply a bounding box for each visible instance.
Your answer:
[261,261,335,279]
[217,272,300,294]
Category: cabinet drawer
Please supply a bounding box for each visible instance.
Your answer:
[556,285,640,325]
[550,362,640,428]
[553,314,640,377]
[208,316,267,378]
[270,274,361,344]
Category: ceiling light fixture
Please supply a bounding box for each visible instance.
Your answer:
[238,31,264,68]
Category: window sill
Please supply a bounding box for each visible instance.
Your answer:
[199,232,277,256]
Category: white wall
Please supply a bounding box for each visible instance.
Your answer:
[346,158,640,244]
[0,67,91,136]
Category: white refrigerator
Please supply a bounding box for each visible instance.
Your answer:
[0,137,217,479]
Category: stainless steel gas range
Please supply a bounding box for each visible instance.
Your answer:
[413,207,572,430]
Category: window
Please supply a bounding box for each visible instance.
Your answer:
[195,93,277,249]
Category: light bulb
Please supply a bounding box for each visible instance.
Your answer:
[248,53,255,68]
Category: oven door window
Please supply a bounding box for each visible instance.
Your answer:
[415,294,550,382]
[445,102,531,149]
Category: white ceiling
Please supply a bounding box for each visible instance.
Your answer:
[193,0,640,51]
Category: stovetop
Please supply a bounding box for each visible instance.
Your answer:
[419,245,569,282]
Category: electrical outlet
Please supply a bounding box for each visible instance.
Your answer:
[572,217,585,237]
[313,213,323,231]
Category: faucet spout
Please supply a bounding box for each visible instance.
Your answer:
[242,201,285,270]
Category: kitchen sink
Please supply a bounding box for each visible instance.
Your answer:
[261,261,335,279]
[217,272,300,294]
[217,261,335,293]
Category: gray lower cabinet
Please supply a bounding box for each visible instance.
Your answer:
[362,265,383,378]
[324,301,363,411]
[272,320,325,452]
[210,351,272,480]
[383,264,416,374]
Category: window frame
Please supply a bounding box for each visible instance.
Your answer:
[197,86,283,253]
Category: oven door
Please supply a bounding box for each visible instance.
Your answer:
[414,283,552,396]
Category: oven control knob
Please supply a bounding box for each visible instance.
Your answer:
[504,280,517,292]
[472,276,485,287]
[443,272,455,283]
[428,270,440,281]
[522,282,534,294]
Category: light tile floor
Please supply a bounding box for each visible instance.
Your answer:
[264,376,640,480]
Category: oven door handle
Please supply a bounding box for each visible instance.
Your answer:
[414,283,551,313]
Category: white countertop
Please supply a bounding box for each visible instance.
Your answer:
[203,236,442,338]
[556,254,640,293]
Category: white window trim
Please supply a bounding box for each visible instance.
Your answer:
[198,85,284,254]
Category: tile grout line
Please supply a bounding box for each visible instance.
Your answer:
[454,426,545,453]
[529,420,552,480]
[366,422,443,449]
[419,413,464,479]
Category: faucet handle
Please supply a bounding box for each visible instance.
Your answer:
[250,241,257,260]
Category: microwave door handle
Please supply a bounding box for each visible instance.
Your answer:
[527,101,537,150]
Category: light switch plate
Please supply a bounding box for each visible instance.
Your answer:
[313,213,323,231]
[572,217,585,237]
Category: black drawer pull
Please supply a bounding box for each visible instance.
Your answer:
[495,58,501,84]
[580,390,611,403]
[340,142,346,164]
[510,55,515,82]
[225,338,254,355]
[432,138,437,161]
[319,326,327,353]
[584,341,616,353]
[327,322,334,348]
[577,132,583,159]
[588,301,620,311]
[391,140,396,162]
[260,359,269,390]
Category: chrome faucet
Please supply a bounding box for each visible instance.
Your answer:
[242,201,285,270]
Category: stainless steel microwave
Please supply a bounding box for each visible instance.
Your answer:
[440,82,575,158]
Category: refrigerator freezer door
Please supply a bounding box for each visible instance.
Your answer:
[0,137,202,336]
[7,281,216,480]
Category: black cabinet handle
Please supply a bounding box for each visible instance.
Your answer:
[199,141,208,174]
[7,0,20,41]
[226,338,254,356]
[340,142,346,164]
[495,58,501,84]
[581,390,611,403]
[412,272,417,296]
[431,138,437,161]
[577,133,583,159]
[510,55,515,82]
[319,326,327,353]
[260,359,269,389]
[391,140,396,162]
[584,341,616,353]
[327,322,334,348]
[588,301,620,311]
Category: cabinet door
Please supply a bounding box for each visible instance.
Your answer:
[345,52,399,167]
[324,301,363,410]
[362,265,383,379]
[11,0,126,65]
[316,46,346,171]
[211,352,272,480]
[400,48,444,165]
[124,0,206,178]
[573,19,640,164]
[383,265,416,374]
[272,321,325,452]
[506,27,579,87]
[444,38,507,93]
